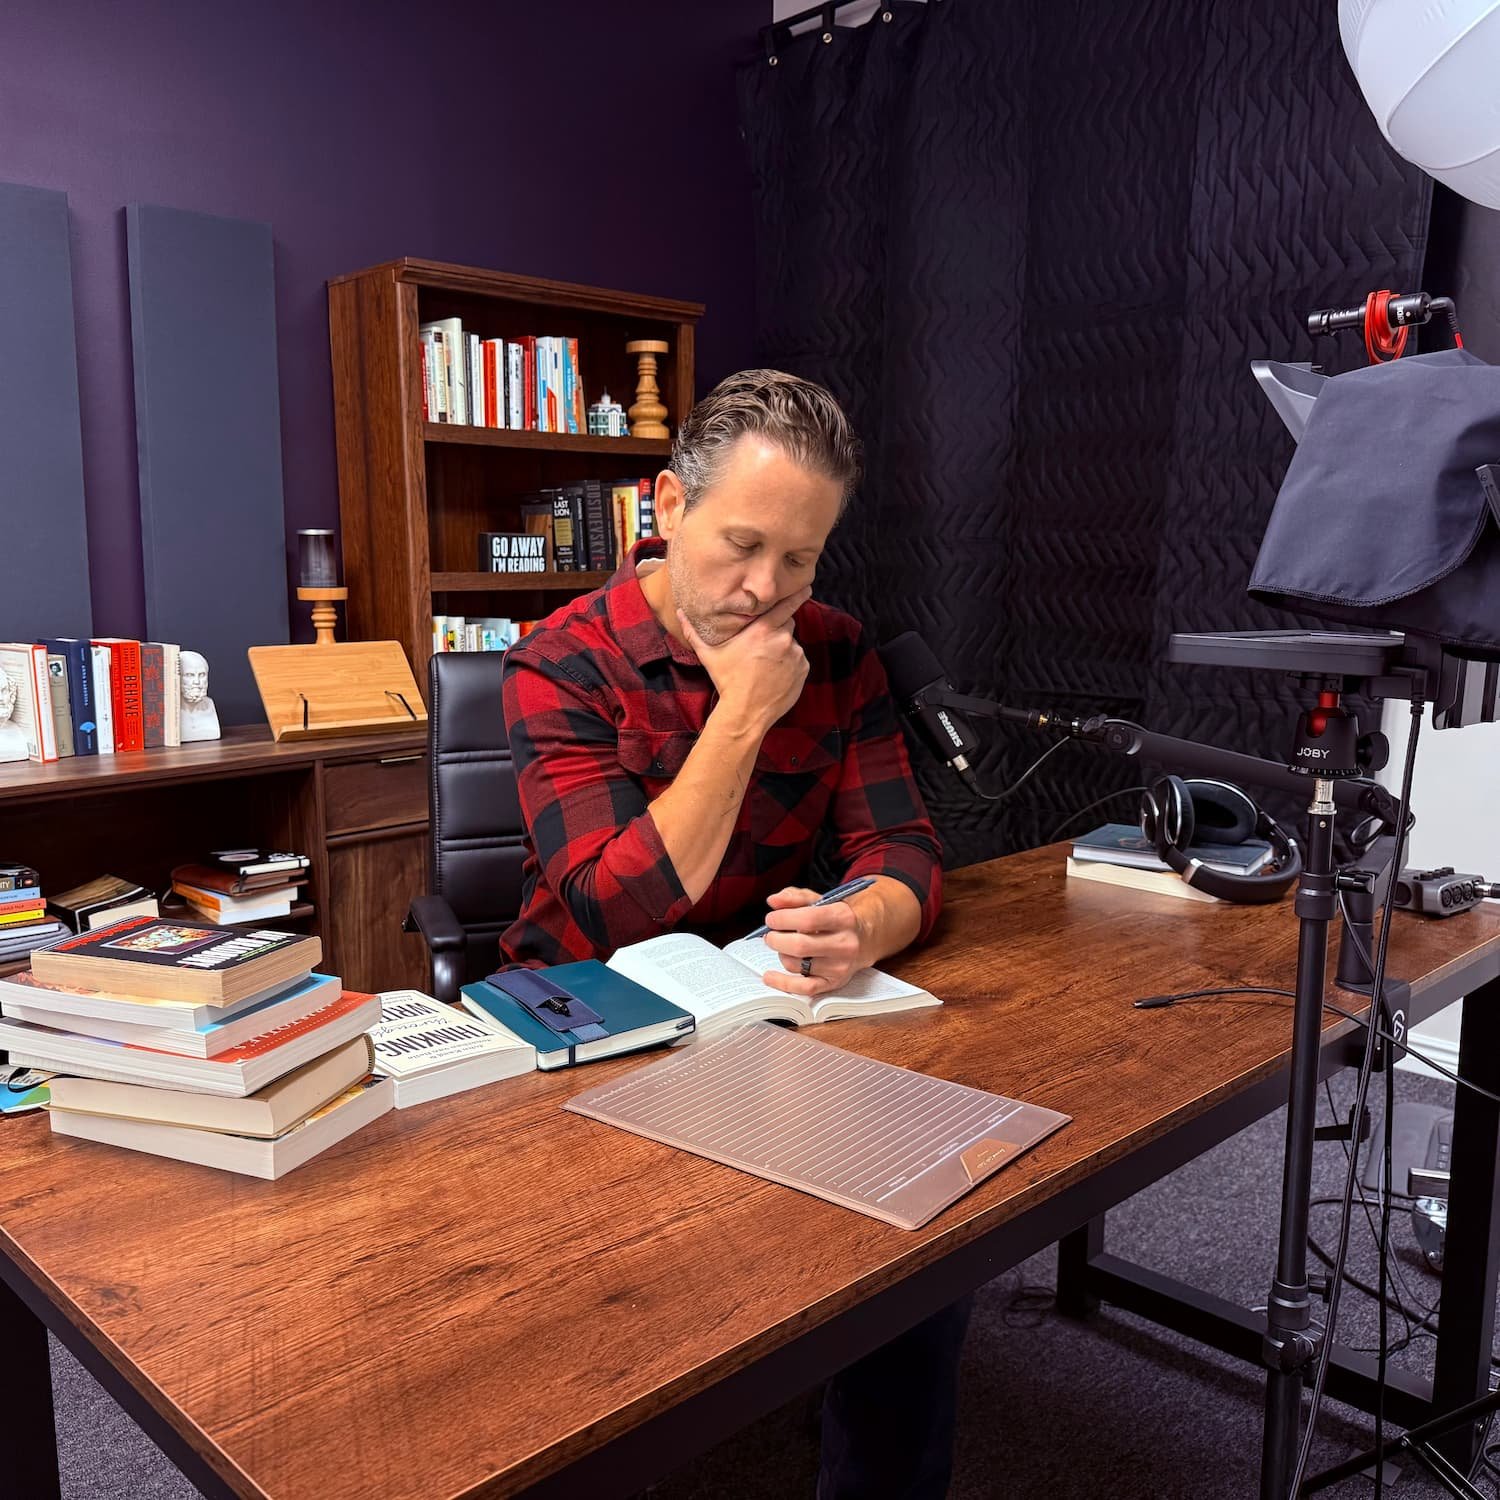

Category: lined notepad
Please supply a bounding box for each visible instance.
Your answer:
[565,1022,1070,1229]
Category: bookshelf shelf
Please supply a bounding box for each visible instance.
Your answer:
[431,571,613,593]
[423,424,670,458]
[329,259,702,693]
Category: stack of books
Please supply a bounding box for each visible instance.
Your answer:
[48,874,160,933]
[169,850,310,927]
[0,638,184,763]
[0,916,388,1178]
[0,862,67,962]
[1066,822,1273,903]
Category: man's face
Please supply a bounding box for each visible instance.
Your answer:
[662,435,842,647]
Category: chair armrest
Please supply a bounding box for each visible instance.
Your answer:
[405,894,465,953]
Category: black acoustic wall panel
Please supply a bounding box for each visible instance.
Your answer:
[128,203,288,726]
[0,182,92,641]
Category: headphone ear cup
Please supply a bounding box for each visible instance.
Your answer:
[1142,775,1194,855]
[1183,778,1258,846]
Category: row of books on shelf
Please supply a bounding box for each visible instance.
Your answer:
[515,476,656,574]
[419,319,633,437]
[0,916,535,1178]
[0,852,312,965]
[0,638,188,765]
[431,617,540,654]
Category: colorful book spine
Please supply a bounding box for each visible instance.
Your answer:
[550,493,577,571]
[139,642,165,749]
[92,638,144,752]
[637,477,656,539]
[568,337,585,435]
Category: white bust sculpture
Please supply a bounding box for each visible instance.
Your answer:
[0,671,29,762]
[179,650,221,743]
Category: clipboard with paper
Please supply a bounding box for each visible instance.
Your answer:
[565,1022,1070,1230]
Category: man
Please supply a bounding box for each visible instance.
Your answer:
[499,369,968,1499]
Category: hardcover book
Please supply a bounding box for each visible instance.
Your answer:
[90,644,115,753]
[139,642,166,748]
[31,916,319,1005]
[91,638,144,752]
[0,642,57,761]
[44,652,74,757]
[40,639,97,755]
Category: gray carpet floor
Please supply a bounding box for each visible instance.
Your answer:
[51,1069,1499,1498]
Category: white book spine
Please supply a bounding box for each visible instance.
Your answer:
[507,343,523,428]
[160,643,181,746]
[28,645,57,761]
[91,646,114,753]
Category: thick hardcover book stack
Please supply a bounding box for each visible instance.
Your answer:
[0,916,392,1178]
[169,849,310,927]
[418,321,626,437]
[0,862,67,963]
[0,638,183,764]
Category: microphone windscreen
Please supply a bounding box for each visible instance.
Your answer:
[880,632,946,700]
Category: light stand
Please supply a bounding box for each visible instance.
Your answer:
[903,625,1500,1496]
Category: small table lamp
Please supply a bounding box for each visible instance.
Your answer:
[296,529,348,646]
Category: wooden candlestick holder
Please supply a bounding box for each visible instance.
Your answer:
[626,339,671,439]
[297,586,348,646]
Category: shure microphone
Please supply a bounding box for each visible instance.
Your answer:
[880,632,985,788]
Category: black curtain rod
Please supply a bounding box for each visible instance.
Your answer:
[760,2,895,64]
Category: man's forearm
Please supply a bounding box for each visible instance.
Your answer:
[846,875,923,966]
[649,706,765,904]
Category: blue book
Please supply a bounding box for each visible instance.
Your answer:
[1072,822,1272,875]
[460,960,694,1070]
[40,638,96,755]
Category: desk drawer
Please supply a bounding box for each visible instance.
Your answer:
[324,753,427,836]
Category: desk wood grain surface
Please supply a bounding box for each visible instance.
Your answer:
[0,847,1496,1499]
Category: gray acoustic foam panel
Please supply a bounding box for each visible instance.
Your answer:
[0,183,92,641]
[128,203,289,726]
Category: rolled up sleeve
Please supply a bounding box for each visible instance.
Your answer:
[503,647,694,949]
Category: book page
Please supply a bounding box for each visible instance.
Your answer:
[720,935,928,1003]
[607,933,796,1026]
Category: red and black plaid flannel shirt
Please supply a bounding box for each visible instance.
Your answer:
[497,539,942,967]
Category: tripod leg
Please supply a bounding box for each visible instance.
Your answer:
[1430,972,1500,1471]
[1260,792,1337,1500]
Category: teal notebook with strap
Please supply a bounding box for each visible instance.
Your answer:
[460,960,695,1070]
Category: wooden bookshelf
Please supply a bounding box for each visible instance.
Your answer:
[329,259,702,691]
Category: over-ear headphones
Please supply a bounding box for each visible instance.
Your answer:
[1139,775,1302,904]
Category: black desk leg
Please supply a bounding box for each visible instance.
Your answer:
[0,1272,61,1498]
[1056,1216,1105,1319]
[1431,973,1500,1472]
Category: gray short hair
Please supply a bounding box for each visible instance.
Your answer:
[670,369,863,514]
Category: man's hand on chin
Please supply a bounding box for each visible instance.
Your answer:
[758,885,870,997]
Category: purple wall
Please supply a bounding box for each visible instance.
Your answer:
[0,0,760,639]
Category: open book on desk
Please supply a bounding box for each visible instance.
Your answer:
[605,931,939,1040]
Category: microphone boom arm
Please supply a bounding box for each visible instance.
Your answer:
[911,686,1403,830]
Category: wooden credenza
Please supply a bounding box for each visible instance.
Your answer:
[0,727,433,993]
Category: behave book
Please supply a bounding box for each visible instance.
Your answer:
[31,916,319,1005]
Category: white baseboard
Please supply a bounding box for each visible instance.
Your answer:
[1397,1026,1461,1083]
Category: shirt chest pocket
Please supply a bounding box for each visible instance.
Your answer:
[618,729,698,795]
[751,726,842,846]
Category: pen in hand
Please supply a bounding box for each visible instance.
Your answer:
[744,875,879,941]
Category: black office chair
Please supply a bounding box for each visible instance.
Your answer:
[404,652,528,1005]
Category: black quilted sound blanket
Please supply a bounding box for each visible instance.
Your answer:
[738,0,1432,867]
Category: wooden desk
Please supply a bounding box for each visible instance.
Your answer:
[1,847,1497,1499]
[0,726,432,992]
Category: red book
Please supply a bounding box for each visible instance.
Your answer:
[91,638,144,752]
[482,340,497,427]
[522,334,537,430]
